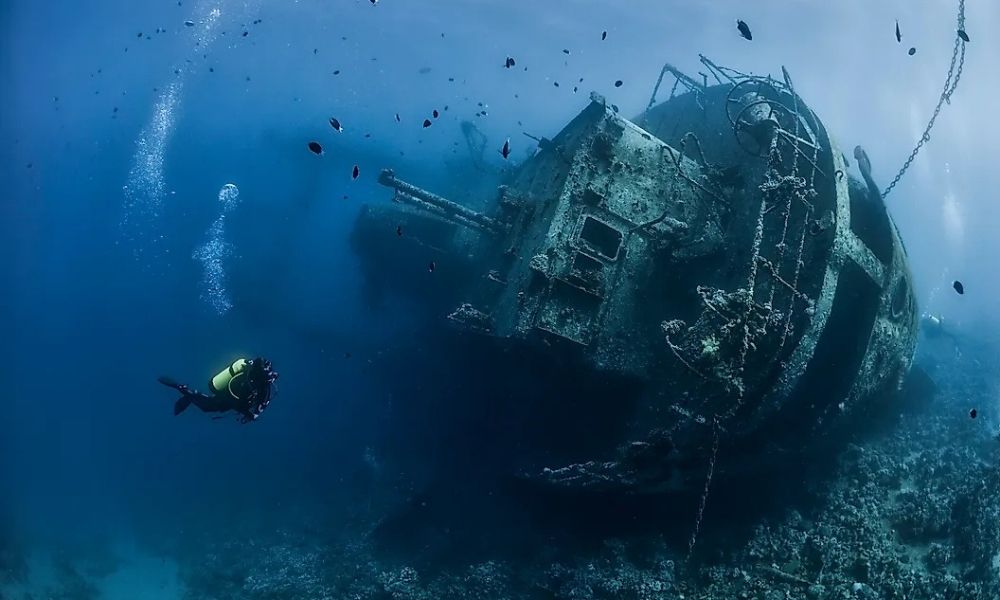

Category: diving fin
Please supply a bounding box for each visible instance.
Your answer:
[174,396,193,416]
[158,376,181,390]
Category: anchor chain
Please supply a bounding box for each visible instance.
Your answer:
[881,0,967,199]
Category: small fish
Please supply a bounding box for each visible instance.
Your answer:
[396,225,403,237]
[370,0,378,4]
[185,20,195,27]
[505,56,516,68]
[432,109,439,118]
[895,20,901,43]
[423,119,432,128]
[307,141,323,155]
[333,69,341,75]
[908,47,916,56]
[395,113,401,122]
[352,165,360,180]
[553,81,559,87]
[970,408,978,419]
[958,29,970,42]
[953,280,964,295]
[329,117,343,132]
[737,20,752,41]
[242,31,248,37]
[614,79,623,87]
[500,138,510,159]
[562,49,570,54]
[428,261,436,273]
[602,30,607,41]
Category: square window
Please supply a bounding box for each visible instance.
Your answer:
[580,216,623,260]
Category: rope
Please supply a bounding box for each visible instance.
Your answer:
[686,87,816,558]
[663,145,730,207]
[686,416,720,561]
[676,1,966,548]
[666,334,711,380]
[683,0,967,557]
[881,0,967,199]
[727,134,781,412]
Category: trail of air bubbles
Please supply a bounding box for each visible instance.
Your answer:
[123,83,180,221]
[120,1,227,264]
[193,183,240,314]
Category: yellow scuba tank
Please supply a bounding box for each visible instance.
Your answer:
[209,358,250,400]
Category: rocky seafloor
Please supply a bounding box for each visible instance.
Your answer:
[173,331,1000,600]
[3,333,998,600]
[169,425,997,599]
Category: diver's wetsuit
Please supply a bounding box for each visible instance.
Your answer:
[158,358,275,423]
[183,387,247,416]
[182,392,235,414]
[158,379,252,420]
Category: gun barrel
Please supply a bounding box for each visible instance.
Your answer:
[378,169,501,234]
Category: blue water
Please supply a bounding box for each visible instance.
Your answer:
[3,1,998,598]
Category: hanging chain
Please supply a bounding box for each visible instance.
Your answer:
[681,0,965,560]
[686,416,720,562]
[881,0,967,199]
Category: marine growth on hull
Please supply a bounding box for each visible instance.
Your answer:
[354,57,918,494]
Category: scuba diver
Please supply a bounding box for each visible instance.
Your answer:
[158,357,279,423]
[919,312,963,362]
[920,313,959,343]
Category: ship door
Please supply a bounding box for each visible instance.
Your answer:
[534,215,624,345]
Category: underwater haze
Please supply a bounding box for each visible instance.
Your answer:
[3,1,1000,598]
